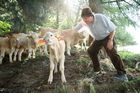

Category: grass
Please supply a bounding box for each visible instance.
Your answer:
[118,51,140,61]
[118,51,140,68]
[77,55,89,64]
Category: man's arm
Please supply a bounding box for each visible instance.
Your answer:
[73,21,87,32]
[61,21,86,39]
[107,30,115,50]
[109,30,115,40]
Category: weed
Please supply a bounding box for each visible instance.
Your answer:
[61,85,67,93]
[23,59,27,64]
[77,56,89,64]
[8,71,16,75]
[90,83,96,93]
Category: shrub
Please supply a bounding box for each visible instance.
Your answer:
[0,21,12,36]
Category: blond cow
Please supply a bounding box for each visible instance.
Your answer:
[0,37,18,64]
[43,32,66,84]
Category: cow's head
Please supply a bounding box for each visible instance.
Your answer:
[28,31,39,43]
[43,32,57,45]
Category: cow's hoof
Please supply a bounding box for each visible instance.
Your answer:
[48,80,52,84]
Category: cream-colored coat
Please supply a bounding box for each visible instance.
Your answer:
[61,29,85,55]
[43,32,66,84]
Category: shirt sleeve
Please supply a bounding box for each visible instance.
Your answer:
[103,15,116,32]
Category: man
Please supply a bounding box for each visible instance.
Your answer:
[73,8,128,82]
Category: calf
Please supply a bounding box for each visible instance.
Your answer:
[39,27,58,38]
[79,31,89,51]
[61,29,85,56]
[43,32,66,84]
[0,37,17,64]
[38,27,59,55]
[9,32,39,61]
[18,32,39,61]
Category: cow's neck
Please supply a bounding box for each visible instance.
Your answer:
[49,40,60,61]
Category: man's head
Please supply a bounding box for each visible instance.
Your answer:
[81,8,94,24]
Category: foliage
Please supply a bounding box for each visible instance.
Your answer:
[77,55,89,64]
[90,83,96,93]
[0,0,56,33]
[102,2,137,46]
[115,28,136,46]
[0,20,12,36]
[118,51,140,67]
[118,51,140,61]
[0,0,25,33]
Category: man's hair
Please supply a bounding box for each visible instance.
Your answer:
[81,8,93,17]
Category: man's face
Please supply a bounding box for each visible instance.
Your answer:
[82,16,93,24]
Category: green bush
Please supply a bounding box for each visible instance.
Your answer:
[0,20,12,36]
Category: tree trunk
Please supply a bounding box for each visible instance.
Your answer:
[89,0,103,13]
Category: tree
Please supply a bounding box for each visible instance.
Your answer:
[0,0,56,33]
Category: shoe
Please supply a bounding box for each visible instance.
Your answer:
[112,74,128,82]
[87,71,104,77]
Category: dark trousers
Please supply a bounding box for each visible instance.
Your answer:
[87,36,126,75]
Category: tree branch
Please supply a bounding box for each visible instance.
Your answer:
[123,0,133,6]
[133,0,140,5]
[101,0,124,4]
[116,0,136,26]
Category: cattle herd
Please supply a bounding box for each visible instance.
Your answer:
[0,27,89,84]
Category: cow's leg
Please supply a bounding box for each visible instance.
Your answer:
[59,55,66,83]
[66,42,71,56]
[18,49,24,61]
[9,49,14,63]
[48,60,54,84]
[81,42,84,50]
[0,49,5,64]
[27,49,32,59]
[54,62,58,73]
[0,56,3,64]
[14,49,19,61]
[32,48,36,58]
[39,46,43,55]
[44,44,48,55]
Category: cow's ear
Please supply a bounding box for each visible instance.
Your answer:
[27,35,32,38]
[53,32,59,35]
[28,31,34,35]
[54,32,60,37]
